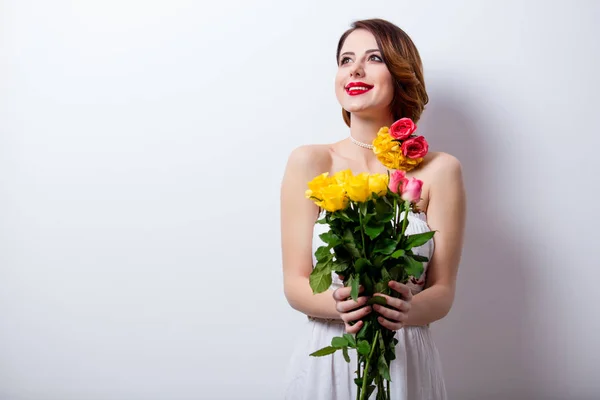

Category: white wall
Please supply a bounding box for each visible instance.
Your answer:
[1,1,599,399]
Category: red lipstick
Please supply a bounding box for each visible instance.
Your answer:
[345,81,374,96]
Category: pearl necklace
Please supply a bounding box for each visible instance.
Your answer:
[349,136,374,150]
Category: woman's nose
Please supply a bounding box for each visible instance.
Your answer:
[349,62,364,78]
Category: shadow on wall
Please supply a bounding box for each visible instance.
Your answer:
[420,80,534,400]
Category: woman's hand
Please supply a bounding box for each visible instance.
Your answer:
[372,281,413,331]
[332,286,373,334]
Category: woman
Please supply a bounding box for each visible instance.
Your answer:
[280,18,466,400]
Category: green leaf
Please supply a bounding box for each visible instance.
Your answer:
[359,202,368,216]
[362,213,374,226]
[343,333,356,348]
[387,349,397,362]
[387,338,398,361]
[373,239,397,255]
[344,242,361,258]
[331,336,349,348]
[332,245,351,261]
[315,246,332,262]
[316,215,328,224]
[309,346,338,357]
[378,332,386,350]
[332,260,350,273]
[389,266,405,282]
[366,385,376,399]
[381,268,391,281]
[313,259,333,275]
[391,249,405,259]
[377,212,395,223]
[364,223,385,240]
[342,229,361,258]
[355,258,372,273]
[357,340,370,356]
[367,296,387,306]
[338,210,354,222]
[374,281,387,293]
[403,231,436,249]
[309,270,332,294]
[377,354,391,381]
[319,231,342,246]
[375,200,394,221]
[362,274,374,294]
[354,378,363,387]
[410,254,430,262]
[350,275,360,301]
[357,320,371,340]
[382,193,396,207]
[342,347,350,363]
[373,255,387,268]
[376,268,392,293]
[403,256,424,278]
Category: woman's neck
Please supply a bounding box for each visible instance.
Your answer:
[349,113,394,146]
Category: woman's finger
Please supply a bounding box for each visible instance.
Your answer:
[377,316,403,331]
[332,287,351,301]
[340,304,372,324]
[372,293,411,312]
[345,320,363,334]
[373,304,405,322]
[388,281,413,301]
[333,285,364,301]
[336,296,369,313]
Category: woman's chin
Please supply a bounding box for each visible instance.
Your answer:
[344,106,388,120]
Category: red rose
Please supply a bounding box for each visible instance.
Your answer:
[389,118,417,140]
[401,136,429,159]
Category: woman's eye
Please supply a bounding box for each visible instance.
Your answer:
[340,57,352,65]
[369,54,383,62]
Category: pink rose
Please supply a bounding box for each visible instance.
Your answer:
[388,170,407,194]
[401,177,423,203]
[390,118,417,140]
[401,136,429,159]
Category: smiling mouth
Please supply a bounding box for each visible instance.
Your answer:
[345,83,374,96]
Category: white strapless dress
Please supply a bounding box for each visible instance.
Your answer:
[283,211,447,400]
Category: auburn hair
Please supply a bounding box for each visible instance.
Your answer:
[336,19,429,126]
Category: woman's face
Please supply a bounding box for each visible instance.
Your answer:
[335,29,394,120]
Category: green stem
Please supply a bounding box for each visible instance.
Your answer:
[358,207,367,258]
[401,201,410,236]
[359,330,380,400]
[393,197,398,235]
[356,355,362,400]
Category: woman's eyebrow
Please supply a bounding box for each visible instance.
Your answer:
[340,49,380,57]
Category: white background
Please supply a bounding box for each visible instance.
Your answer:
[1,1,599,399]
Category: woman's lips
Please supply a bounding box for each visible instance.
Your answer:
[345,82,374,96]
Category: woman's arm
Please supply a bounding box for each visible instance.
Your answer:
[405,153,466,327]
[280,145,341,320]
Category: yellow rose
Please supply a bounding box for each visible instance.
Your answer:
[333,169,353,186]
[368,173,389,197]
[373,129,395,156]
[345,172,371,203]
[317,184,348,212]
[395,152,422,172]
[305,172,334,201]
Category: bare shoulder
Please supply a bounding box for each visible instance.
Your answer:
[280,144,333,221]
[282,144,332,181]
[285,144,331,170]
[422,151,463,184]
[427,151,462,172]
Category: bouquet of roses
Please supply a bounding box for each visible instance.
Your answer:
[305,118,433,400]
